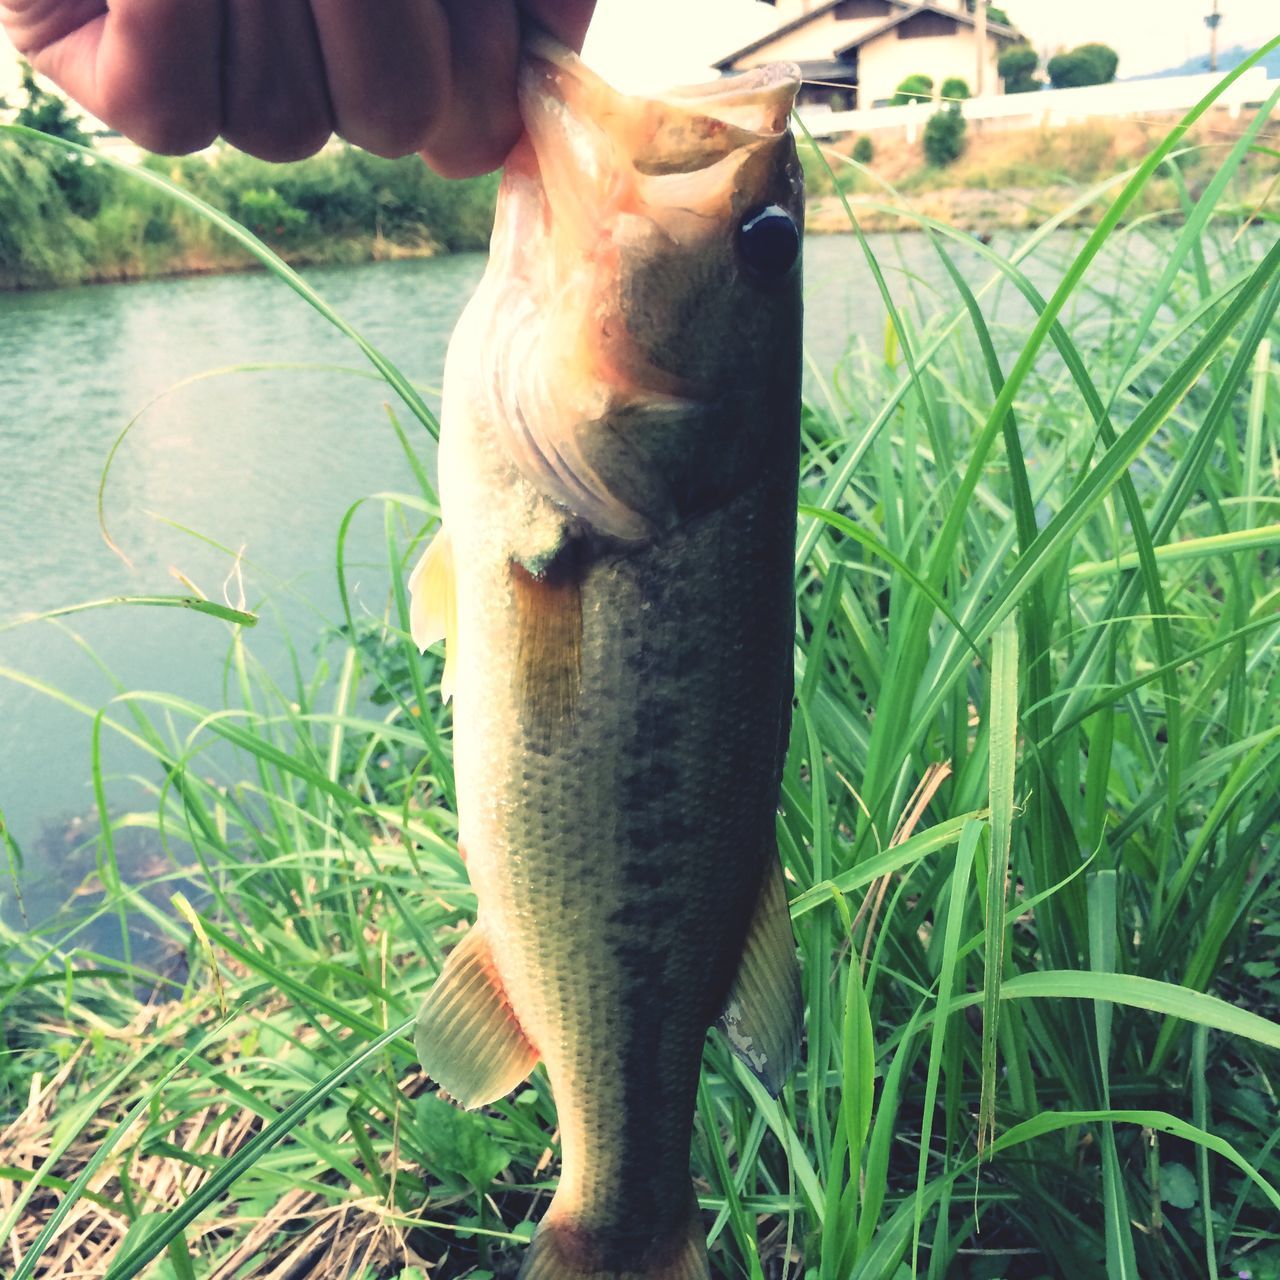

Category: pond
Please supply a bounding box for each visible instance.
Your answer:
[0,229,1085,941]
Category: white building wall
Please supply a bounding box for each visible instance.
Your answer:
[858,27,1001,105]
[797,68,1274,142]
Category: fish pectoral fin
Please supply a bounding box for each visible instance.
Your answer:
[407,527,458,702]
[717,856,803,1096]
[414,924,538,1109]
[511,552,583,745]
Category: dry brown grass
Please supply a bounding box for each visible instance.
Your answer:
[0,999,442,1279]
[803,106,1280,233]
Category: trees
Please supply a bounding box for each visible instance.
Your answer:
[852,135,874,164]
[12,62,105,217]
[1047,42,1119,89]
[14,62,93,146]
[965,0,1011,24]
[998,44,1042,94]
[891,74,934,105]
[941,77,971,102]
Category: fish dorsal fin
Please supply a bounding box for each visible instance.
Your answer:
[718,857,803,1096]
[415,924,539,1109]
[408,527,458,702]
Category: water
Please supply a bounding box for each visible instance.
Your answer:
[0,232,1065,938]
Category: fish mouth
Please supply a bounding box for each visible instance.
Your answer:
[475,36,802,542]
[520,32,798,164]
[513,34,799,245]
[500,34,800,406]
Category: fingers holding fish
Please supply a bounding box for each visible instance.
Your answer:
[307,0,452,159]
[1,0,603,170]
[221,0,332,162]
[416,0,521,179]
[3,0,223,155]
[521,0,597,52]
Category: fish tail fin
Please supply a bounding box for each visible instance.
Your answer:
[519,1190,709,1280]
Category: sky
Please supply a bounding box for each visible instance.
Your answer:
[583,0,1280,87]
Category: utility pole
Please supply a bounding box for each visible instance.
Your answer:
[975,0,987,97]
[1205,0,1221,73]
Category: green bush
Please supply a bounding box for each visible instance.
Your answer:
[234,187,308,240]
[0,142,93,286]
[923,106,966,167]
[852,135,874,164]
[941,77,971,103]
[891,74,934,106]
[0,138,500,287]
[999,44,1042,94]
[1047,41,1119,89]
[12,63,106,218]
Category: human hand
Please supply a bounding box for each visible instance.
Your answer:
[0,0,597,175]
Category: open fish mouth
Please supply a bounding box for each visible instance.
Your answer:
[467,36,802,542]
[521,33,797,176]
[514,34,799,244]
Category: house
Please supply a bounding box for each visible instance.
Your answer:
[714,0,1022,110]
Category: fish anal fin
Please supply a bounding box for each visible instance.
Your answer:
[407,528,458,702]
[520,1186,709,1280]
[511,547,583,747]
[718,856,803,1096]
[414,925,538,1109]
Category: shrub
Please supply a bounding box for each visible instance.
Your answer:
[891,74,934,106]
[1079,42,1120,82]
[12,62,106,217]
[999,44,1042,94]
[0,142,93,286]
[1047,42,1119,89]
[923,106,966,167]
[852,135,874,164]
[0,140,501,288]
[941,77,971,103]
[235,188,308,240]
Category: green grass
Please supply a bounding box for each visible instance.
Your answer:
[3,55,1280,1280]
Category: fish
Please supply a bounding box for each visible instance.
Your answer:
[407,33,805,1280]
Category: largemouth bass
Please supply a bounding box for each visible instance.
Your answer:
[409,34,804,1280]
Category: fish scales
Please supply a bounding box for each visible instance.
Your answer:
[411,34,805,1280]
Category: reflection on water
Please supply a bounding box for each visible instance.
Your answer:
[0,229,1107,942]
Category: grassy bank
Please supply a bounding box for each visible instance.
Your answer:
[804,106,1280,233]
[0,141,499,290]
[2,76,1280,1280]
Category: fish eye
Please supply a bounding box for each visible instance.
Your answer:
[737,204,799,280]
